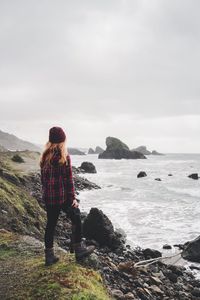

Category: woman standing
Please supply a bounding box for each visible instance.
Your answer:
[40,126,95,266]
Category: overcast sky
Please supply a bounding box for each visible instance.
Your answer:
[0,0,200,152]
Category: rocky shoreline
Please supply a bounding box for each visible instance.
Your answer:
[54,207,200,300]
[23,170,200,300]
[1,153,200,299]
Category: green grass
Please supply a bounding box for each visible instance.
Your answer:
[0,230,111,300]
[0,175,46,238]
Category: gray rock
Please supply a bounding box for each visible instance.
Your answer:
[94,146,104,154]
[165,270,178,283]
[143,248,162,259]
[163,244,172,249]
[79,161,97,173]
[188,173,199,180]
[115,228,127,244]
[111,289,124,299]
[83,208,125,250]
[132,146,152,155]
[88,148,95,154]
[192,288,200,297]
[123,292,135,299]
[68,147,86,155]
[149,285,164,295]
[99,137,146,160]
[137,171,147,178]
[152,150,164,155]
[136,287,150,300]
[182,235,200,262]
[80,253,100,270]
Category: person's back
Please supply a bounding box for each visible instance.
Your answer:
[40,126,95,266]
[41,145,75,206]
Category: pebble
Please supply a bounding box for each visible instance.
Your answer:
[123,292,135,299]
[111,289,124,299]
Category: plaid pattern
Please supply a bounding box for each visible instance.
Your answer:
[40,149,75,206]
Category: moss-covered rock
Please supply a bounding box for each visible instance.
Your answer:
[0,229,111,300]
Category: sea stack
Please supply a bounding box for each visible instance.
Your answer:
[99,137,146,160]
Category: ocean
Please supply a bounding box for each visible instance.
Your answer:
[71,153,200,252]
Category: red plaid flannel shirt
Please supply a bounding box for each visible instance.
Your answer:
[40,149,76,206]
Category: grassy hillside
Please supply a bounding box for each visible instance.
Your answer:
[0,129,41,151]
[0,149,41,174]
[0,150,112,299]
[0,229,111,300]
[0,153,46,239]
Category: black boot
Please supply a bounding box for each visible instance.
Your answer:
[69,233,75,253]
[69,224,76,253]
[73,239,95,261]
[44,247,59,266]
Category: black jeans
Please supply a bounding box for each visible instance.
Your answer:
[44,201,82,248]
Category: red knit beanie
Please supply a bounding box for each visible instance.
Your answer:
[49,127,66,143]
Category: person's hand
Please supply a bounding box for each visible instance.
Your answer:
[71,198,79,208]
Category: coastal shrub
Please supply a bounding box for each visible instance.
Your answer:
[11,154,25,163]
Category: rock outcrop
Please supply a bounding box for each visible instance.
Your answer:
[131,146,164,156]
[68,147,86,155]
[99,137,146,160]
[182,235,200,262]
[88,147,95,154]
[132,146,152,155]
[137,171,147,178]
[188,173,199,180]
[152,150,164,155]
[83,208,126,251]
[86,146,104,154]
[95,146,104,154]
[79,161,97,173]
[155,178,162,181]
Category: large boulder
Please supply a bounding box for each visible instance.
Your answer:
[137,171,147,178]
[143,248,162,259]
[79,161,97,173]
[182,236,200,262]
[98,137,146,160]
[83,208,125,250]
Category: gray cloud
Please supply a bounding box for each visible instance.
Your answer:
[0,0,200,152]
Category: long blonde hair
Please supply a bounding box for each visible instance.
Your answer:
[40,141,69,167]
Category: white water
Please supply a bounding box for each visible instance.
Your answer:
[71,153,200,252]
